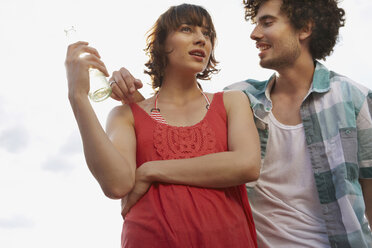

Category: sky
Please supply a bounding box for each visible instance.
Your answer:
[0,0,371,247]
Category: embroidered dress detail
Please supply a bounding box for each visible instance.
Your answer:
[154,119,216,160]
[125,92,257,248]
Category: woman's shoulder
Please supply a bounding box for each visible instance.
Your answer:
[136,96,156,113]
[107,104,134,124]
[222,90,250,105]
[204,90,247,98]
[203,91,223,102]
[202,91,249,108]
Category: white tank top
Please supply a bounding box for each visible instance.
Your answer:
[248,112,330,247]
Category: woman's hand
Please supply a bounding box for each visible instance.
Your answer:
[64,41,109,100]
[109,67,144,104]
[121,162,152,217]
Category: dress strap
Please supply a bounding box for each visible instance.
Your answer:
[150,93,168,124]
[200,90,211,109]
[150,89,211,124]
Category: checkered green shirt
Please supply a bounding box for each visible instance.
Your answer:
[225,61,372,247]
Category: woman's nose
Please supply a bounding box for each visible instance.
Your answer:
[194,29,206,46]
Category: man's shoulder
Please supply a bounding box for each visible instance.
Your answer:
[314,61,369,93]
[224,78,271,96]
[315,69,372,114]
[329,70,370,95]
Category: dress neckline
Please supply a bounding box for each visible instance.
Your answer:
[150,90,211,125]
[132,92,218,128]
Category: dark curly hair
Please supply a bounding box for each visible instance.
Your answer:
[243,0,345,60]
[144,4,219,91]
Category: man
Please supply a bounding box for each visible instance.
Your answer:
[109,0,372,247]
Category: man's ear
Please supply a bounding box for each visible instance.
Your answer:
[299,20,314,41]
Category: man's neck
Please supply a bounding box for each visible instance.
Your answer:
[268,57,316,126]
[273,57,315,96]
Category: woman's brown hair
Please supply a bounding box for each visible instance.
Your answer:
[144,4,219,91]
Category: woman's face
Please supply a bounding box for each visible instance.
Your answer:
[164,22,213,76]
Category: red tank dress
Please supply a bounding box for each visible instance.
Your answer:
[121,92,257,248]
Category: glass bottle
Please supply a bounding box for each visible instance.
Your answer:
[64,26,112,102]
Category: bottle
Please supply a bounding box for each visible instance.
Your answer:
[64,26,112,102]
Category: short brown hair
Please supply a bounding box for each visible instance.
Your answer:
[144,4,219,90]
[243,0,345,60]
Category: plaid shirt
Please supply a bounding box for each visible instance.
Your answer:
[225,61,372,247]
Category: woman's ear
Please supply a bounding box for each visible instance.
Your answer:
[299,20,314,41]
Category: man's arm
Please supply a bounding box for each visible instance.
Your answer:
[357,91,372,225]
[360,179,372,225]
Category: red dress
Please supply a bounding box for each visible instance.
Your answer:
[122,92,257,248]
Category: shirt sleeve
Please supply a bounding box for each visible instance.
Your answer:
[223,81,252,91]
[357,91,372,179]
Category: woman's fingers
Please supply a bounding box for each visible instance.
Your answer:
[67,43,143,104]
[66,43,107,73]
[84,54,109,76]
[81,46,101,58]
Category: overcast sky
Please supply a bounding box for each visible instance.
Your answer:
[1,0,371,247]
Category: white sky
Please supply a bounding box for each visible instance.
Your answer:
[0,0,371,247]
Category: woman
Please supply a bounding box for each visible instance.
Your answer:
[65,4,260,248]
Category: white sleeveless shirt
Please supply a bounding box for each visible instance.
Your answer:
[248,111,331,247]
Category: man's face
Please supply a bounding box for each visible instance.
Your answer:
[250,0,301,70]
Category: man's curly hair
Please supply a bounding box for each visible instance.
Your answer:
[243,0,345,60]
[144,4,219,91]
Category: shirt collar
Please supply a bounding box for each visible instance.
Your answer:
[250,61,331,120]
[310,61,331,93]
[265,61,331,98]
[264,75,276,102]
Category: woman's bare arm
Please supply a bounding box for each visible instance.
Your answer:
[141,90,261,188]
[65,42,137,199]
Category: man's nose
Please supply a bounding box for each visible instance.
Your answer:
[250,25,263,40]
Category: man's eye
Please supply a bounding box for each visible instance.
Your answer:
[263,21,273,27]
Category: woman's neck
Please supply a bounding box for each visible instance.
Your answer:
[159,74,202,105]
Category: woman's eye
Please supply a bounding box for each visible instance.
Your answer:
[263,21,273,27]
[203,31,211,37]
[181,26,192,32]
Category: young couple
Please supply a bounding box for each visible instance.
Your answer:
[65,0,372,247]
